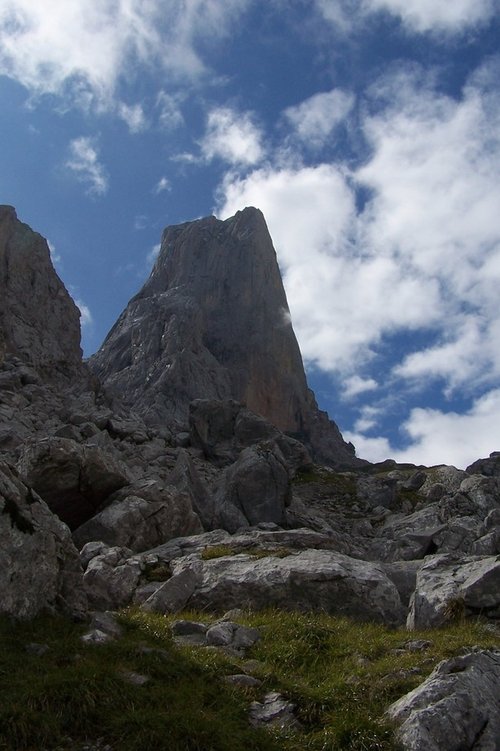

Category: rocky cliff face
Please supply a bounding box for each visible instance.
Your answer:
[90,208,359,467]
[0,205,82,377]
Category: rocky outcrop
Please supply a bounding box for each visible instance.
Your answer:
[0,461,86,619]
[407,553,500,629]
[144,548,404,625]
[214,442,292,532]
[72,479,202,552]
[90,208,360,468]
[0,205,83,378]
[388,650,500,750]
[17,438,130,529]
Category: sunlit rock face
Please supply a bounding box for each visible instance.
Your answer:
[90,208,360,467]
[0,205,82,377]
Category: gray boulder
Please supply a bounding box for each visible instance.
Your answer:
[387,650,500,751]
[160,549,404,625]
[215,442,291,532]
[0,461,86,619]
[168,450,216,530]
[72,481,202,552]
[408,554,500,629]
[82,545,141,610]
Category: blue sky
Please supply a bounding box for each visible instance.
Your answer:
[1,0,500,468]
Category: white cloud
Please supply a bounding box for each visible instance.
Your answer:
[314,0,499,34]
[75,299,93,328]
[118,101,147,133]
[156,91,184,130]
[217,162,442,372]
[0,0,253,109]
[343,432,394,463]
[348,389,500,468]
[343,375,378,399]
[216,61,500,468]
[284,88,354,149]
[65,137,109,196]
[357,65,500,391]
[368,0,499,33]
[47,240,61,266]
[201,106,264,166]
[147,243,161,266]
[154,176,171,194]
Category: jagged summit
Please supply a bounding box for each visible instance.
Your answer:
[90,207,360,467]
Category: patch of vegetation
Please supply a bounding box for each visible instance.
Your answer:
[245,547,292,559]
[141,561,172,583]
[394,487,423,511]
[201,544,237,560]
[293,467,357,498]
[1,609,497,751]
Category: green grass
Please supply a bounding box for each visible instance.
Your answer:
[0,610,498,751]
[201,544,237,560]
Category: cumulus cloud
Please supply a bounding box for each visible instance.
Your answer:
[217,161,442,372]
[314,0,499,34]
[216,61,500,466]
[357,64,500,392]
[368,0,499,33]
[201,106,264,166]
[65,136,109,196]
[342,375,378,399]
[284,89,354,148]
[347,389,500,468]
[0,0,252,108]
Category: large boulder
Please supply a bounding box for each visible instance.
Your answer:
[82,545,142,610]
[407,554,500,628]
[147,549,405,625]
[72,480,202,552]
[214,442,291,532]
[387,650,500,751]
[0,461,86,619]
[17,437,130,529]
[168,450,216,530]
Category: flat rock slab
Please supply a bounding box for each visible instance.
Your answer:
[388,649,500,751]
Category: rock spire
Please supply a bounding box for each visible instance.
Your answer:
[91,207,359,467]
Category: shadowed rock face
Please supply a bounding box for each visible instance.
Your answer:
[0,205,82,375]
[90,208,360,467]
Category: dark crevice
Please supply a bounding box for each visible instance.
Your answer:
[1,497,35,534]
